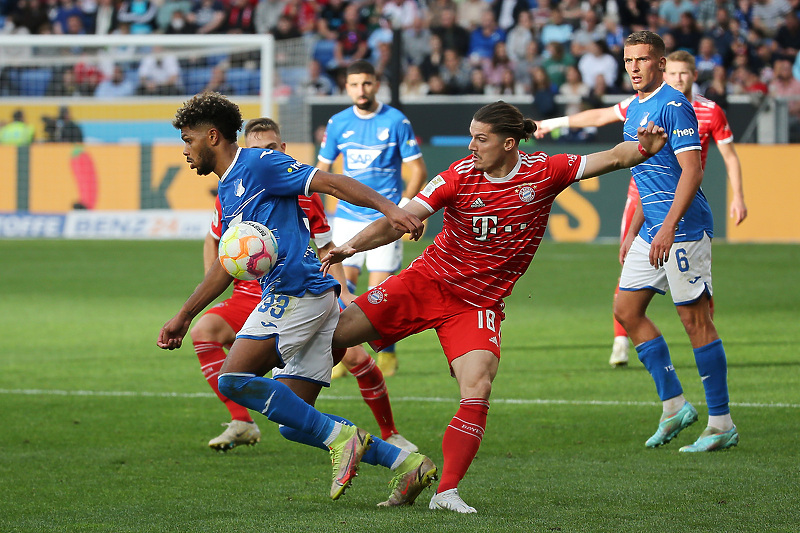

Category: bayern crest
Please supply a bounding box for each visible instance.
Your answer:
[366,288,386,304]
[518,185,536,203]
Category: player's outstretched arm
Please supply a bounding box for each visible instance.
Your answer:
[401,157,428,202]
[582,122,667,178]
[320,200,431,275]
[717,141,747,225]
[310,170,424,240]
[534,106,621,139]
[202,232,219,274]
[157,261,233,350]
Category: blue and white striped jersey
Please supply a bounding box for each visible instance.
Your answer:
[623,82,713,243]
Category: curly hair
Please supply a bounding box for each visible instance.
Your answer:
[473,101,536,143]
[172,92,242,142]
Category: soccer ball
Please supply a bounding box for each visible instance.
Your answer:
[218,221,278,280]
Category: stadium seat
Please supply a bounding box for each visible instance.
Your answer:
[278,66,307,91]
[182,67,214,95]
[227,68,260,95]
[19,68,53,97]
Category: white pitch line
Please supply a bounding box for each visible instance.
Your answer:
[0,388,797,409]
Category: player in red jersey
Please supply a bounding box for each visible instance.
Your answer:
[190,117,416,452]
[321,101,668,513]
[535,50,747,367]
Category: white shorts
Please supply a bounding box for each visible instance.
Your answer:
[619,234,713,305]
[332,217,403,273]
[237,289,339,386]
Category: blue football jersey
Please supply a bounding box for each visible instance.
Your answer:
[623,82,713,243]
[318,102,422,222]
[217,147,339,298]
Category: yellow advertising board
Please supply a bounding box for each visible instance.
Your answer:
[0,146,18,211]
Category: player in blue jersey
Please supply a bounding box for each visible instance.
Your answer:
[614,32,738,452]
[317,60,428,377]
[157,92,437,505]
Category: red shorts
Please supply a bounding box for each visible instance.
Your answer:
[353,267,505,366]
[203,288,261,333]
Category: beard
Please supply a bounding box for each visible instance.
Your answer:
[195,145,216,175]
[355,97,374,111]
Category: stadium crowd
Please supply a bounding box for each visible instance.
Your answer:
[1,0,800,122]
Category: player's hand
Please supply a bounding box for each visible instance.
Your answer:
[157,312,192,350]
[649,227,675,268]
[320,245,356,275]
[385,204,424,241]
[637,122,667,156]
[729,197,748,225]
[533,120,549,139]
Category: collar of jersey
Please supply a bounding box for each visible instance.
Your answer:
[351,101,383,120]
[637,81,667,104]
[219,147,242,183]
[484,152,521,183]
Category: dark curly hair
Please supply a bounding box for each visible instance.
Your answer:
[473,101,536,143]
[172,92,243,142]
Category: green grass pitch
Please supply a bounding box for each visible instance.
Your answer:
[0,239,798,532]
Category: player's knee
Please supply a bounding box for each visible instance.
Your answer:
[217,373,247,400]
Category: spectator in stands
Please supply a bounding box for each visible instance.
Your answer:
[468,9,506,64]
[559,65,590,117]
[136,46,183,96]
[695,36,723,85]
[333,3,369,68]
[95,64,137,98]
[541,41,575,89]
[255,0,288,35]
[571,9,607,58]
[299,58,334,96]
[0,109,35,146]
[734,1,754,33]
[730,65,769,94]
[90,0,119,34]
[431,7,470,57]
[709,7,739,56]
[775,10,800,60]
[281,0,317,35]
[50,67,86,96]
[165,8,196,33]
[426,73,447,94]
[16,0,51,34]
[455,0,482,31]
[604,14,626,56]
[492,0,529,32]
[514,40,543,92]
[531,65,557,118]
[464,66,490,94]
[202,63,234,94]
[317,0,346,39]
[225,0,257,33]
[382,0,419,30]
[751,0,793,38]
[616,0,649,32]
[491,66,523,95]
[156,0,193,33]
[482,40,513,87]
[769,56,800,139]
[403,15,432,67]
[657,0,695,28]
[117,0,158,34]
[64,12,87,35]
[583,72,611,109]
[439,48,471,94]
[187,0,226,34]
[272,13,301,40]
[50,0,86,34]
[420,33,445,80]
[695,0,726,30]
[367,16,394,63]
[399,63,428,98]
[703,64,731,108]
[673,12,703,55]
[578,39,618,91]
[540,6,573,47]
[505,9,533,65]
[426,0,455,29]
[43,106,83,143]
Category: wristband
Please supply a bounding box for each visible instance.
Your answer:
[637,143,653,157]
[398,197,411,208]
[539,116,570,130]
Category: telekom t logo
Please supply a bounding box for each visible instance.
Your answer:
[472,215,498,241]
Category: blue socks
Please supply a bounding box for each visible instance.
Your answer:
[693,339,730,416]
[636,335,683,401]
[217,373,335,443]
[279,414,402,468]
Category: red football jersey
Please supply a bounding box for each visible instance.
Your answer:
[211,193,332,296]
[412,151,585,308]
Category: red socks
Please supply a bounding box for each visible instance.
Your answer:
[193,341,252,422]
[350,357,397,440]
[438,398,490,492]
